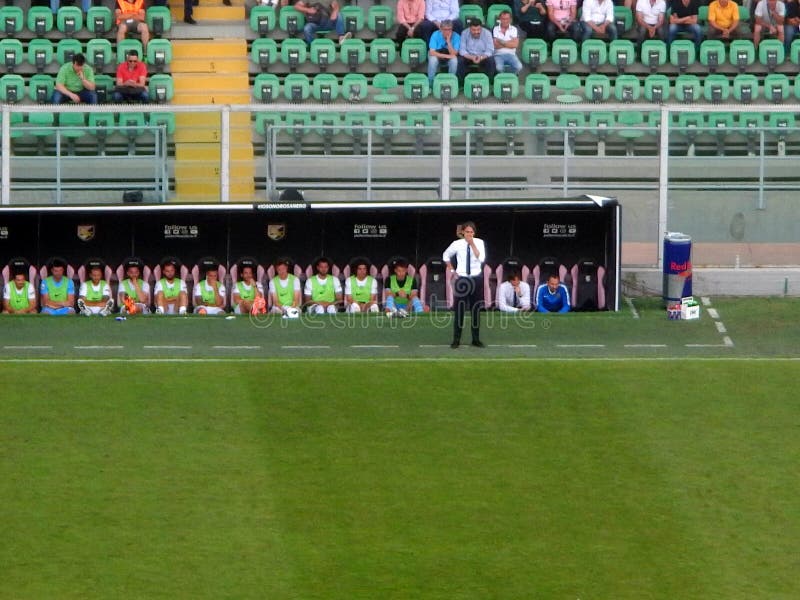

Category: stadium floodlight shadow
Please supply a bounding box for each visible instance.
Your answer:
[570,258,607,311]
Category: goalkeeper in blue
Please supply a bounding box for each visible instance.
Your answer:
[535,274,571,313]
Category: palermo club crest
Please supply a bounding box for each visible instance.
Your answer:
[77,225,95,242]
[267,223,286,241]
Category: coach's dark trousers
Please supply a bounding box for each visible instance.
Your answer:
[453,275,483,343]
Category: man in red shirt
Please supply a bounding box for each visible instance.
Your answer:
[113,50,149,102]
[116,0,150,50]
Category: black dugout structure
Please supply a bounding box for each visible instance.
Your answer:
[0,196,621,310]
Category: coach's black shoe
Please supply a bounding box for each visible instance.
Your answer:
[471,340,485,348]
[450,340,460,349]
[184,16,197,24]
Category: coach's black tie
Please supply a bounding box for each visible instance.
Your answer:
[512,289,519,308]
[465,243,471,277]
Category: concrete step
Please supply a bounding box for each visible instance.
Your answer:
[176,112,252,127]
[175,162,255,179]
[176,143,254,161]
[171,39,247,59]
[173,72,249,91]
[170,56,249,73]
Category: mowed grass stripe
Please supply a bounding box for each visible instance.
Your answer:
[1,362,799,599]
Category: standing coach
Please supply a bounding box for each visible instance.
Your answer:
[443,221,486,349]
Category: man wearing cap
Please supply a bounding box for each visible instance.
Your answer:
[78,262,114,316]
[269,258,302,315]
[3,265,37,314]
[304,257,342,315]
[118,258,150,314]
[233,262,264,315]
[40,258,76,315]
[193,264,227,315]
[345,258,379,314]
[384,258,424,317]
[154,258,188,315]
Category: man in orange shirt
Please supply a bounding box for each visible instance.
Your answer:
[116,0,150,50]
[707,0,746,39]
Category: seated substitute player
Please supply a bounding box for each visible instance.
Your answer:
[232,263,264,315]
[304,257,342,315]
[154,258,188,315]
[344,258,379,314]
[193,264,226,315]
[497,271,532,313]
[77,261,114,316]
[268,258,302,316]
[40,257,75,315]
[384,257,424,317]
[2,265,37,314]
[536,274,571,313]
[118,257,150,314]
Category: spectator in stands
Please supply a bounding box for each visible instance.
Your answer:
[497,271,531,313]
[753,0,786,48]
[232,264,264,315]
[547,0,580,41]
[636,0,667,44]
[269,258,302,315]
[707,0,747,40]
[52,53,97,105]
[154,258,188,315]
[344,258,379,314]
[396,0,427,44]
[535,274,571,313]
[514,0,549,40]
[427,19,461,84]
[118,257,150,314]
[116,0,150,52]
[2,268,36,314]
[784,0,799,50]
[51,0,90,14]
[40,258,75,316]
[581,0,618,40]
[420,0,463,43]
[113,50,149,103]
[493,10,523,75]
[294,0,352,45]
[384,258,424,317]
[667,0,703,48]
[77,263,114,316]
[457,19,496,82]
[304,257,341,314]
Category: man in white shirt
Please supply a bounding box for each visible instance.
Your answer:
[77,262,114,316]
[754,0,786,48]
[493,10,523,74]
[581,0,618,40]
[154,258,188,315]
[442,221,486,348]
[303,257,342,315]
[497,271,531,313]
[636,0,667,43]
[268,258,302,315]
[193,264,227,315]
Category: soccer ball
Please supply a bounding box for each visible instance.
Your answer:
[284,307,300,319]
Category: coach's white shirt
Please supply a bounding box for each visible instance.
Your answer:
[442,237,486,277]
[497,280,531,313]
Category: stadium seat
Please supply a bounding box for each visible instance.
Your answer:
[532,257,566,299]
[94,74,115,103]
[640,40,667,72]
[254,73,280,103]
[768,112,795,151]
[147,39,172,73]
[0,6,23,37]
[147,6,172,37]
[86,39,113,74]
[674,74,701,103]
[407,111,435,153]
[459,5,484,25]
[403,73,430,102]
[149,73,174,103]
[0,39,23,73]
[250,6,276,36]
[341,73,369,102]
[57,6,83,37]
[372,72,399,103]
[251,38,278,72]
[703,74,731,104]
[283,73,311,102]
[589,111,615,146]
[87,6,113,35]
[580,40,608,72]
[286,112,313,149]
[609,40,635,73]
[116,39,143,65]
[790,38,800,65]
[0,74,24,104]
[675,112,705,153]
[312,73,339,103]
[367,6,394,36]
[763,73,790,103]
[343,112,371,149]
[432,73,459,102]
[794,74,800,100]
[463,73,490,102]
[528,112,556,152]
[374,112,402,148]
[758,39,784,72]
[644,73,670,102]
[279,8,305,35]
[55,39,83,66]
[27,39,54,74]
[254,111,282,137]
[28,74,54,104]
[314,112,342,151]
[669,40,696,73]
[551,39,578,72]
[614,6,633,34]
[118,112,147,152]
[280,38,307,72]
[570,259,606,310]
[27,112,56,144]
[307,39,335,72]
[729,40,755,72]
[400,38,427,70]
[559,112,585,154]
[149,112,176,136]
[521,38,548,71]
[58,113,88,152]
[486,4,509,26]
[465,111,491,151]
[584,74,611,102]
[340,6,365,35]
[27,7,54,36]
[369,39,396,73]
[737,112,766,154]
[699,40,726,73]
[340,39,367,73]
[616,111,647,155]
[554,73,581,101]
[89,112,115,152]
[493,73,520,102]
[496,111,525,152]
[707,112,735,154]
[614,74,641,102]
[524,73,551,102]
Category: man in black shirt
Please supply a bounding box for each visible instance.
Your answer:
[785,0,800,51]
[667,0,703,48]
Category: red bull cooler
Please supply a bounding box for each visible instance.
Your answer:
[663,232,692,304]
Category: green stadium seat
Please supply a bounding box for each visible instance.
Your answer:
[0,6,24,37]
[738,5,751,22]
[314,112,342,150]
[559,112,586,146]
[432,73,459,102]
[374,112,402,140]
[738,112,765,130]
[340,39,367,73]
[617,111,647,156]
[493,73,519,102]
[459,5,485,25]
[310,39,336,72]
[669,40,696,73]
[254,73,280,102]
[496,111,524,152]
[58,112,87,145]
[343,112,371,148]
[674,74,701,103]
[56,39,83,66]
[250,6,276,36]
[146,6,172,37]
[768,112,795,145]
[464,111,493,154]
[372,72,399,103]
[27,7,54,36]
[554,73,581,101]
[147,39,172,73]
[0,74,25,103]
[614,74,641,102]
[86,39,113,74]
[794,74,800,100]
[369,39,396,72]
[281,38,308,72]
[675,112,705,152]
[116,39,142,65]
[758,39,785,72]
[251,38,278,72]
[463,73,490,102]
[340,6,365,35]
[407,111,435,148]
[521,38,547,71]
[584,74,611,102]
[702,74,730,103]
[733,73,759,103]
[528,111,556,152]
[27,39,54,74]
[580,40,607,72]
[0,39,23,73]
[763,73,790,103]
[283,74,311,102]
[403,73,431,102]
[644,73,670,102]
[524,73,551,102]
[729,40,755,72]
[401,38,428,70]
[707,112,735,155]
[341,73,369,102]
[448,110,464,139]
[149,112,176,136]
[614,6,633,34]
[279,8,305,36]
[791,38,800,64]
[28,74,54,103]
[254,111,283,137]
[57,6,83,37]
[367,6,394,36]
[118,112,147,152]
[94,74,115,103]
[89,112,114,152]
[640,40,666,72]
[699,40,725,73]
[312,73,339,102]
[286,112,313,145]
[589,111,615,139]
[27,112,56,139]
[736,112,765,155]
[87,6,113,36]
[609,40,635,73]
[486,4,509,26]
[551,39,578,71]
[698,5,709,26]
[149,73,174,103]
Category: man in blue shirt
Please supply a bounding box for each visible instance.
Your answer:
[40,257,76,315]
[536,274,571,313]
[457,19,496,82]
[427,20,460,83]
